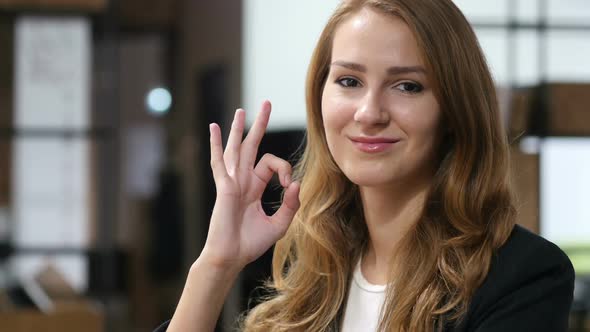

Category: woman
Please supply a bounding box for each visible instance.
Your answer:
[158,0,574,331]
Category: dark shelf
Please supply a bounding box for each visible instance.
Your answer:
[10,246,89,255]
[0,127,114,139]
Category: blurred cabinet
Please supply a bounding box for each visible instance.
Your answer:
[0,303,103,332]
[119,0,179,29]
[0,17,11,208]
[510,146,539,234]
[0,0,105,12]
[539,84,590,136]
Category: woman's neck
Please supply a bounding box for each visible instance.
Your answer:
[359,177,431,285]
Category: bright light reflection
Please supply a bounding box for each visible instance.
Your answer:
[146,87,171,115]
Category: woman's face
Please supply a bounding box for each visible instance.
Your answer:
[321,8,443,189]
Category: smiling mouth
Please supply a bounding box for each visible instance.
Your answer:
[349,136,400,153]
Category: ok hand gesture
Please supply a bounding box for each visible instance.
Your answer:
[201,101,301,271]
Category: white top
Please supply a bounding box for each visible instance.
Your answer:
[341,258,387,332]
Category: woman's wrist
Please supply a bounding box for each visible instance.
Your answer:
[191,253,244,281]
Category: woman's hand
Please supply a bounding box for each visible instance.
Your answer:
[200,100,301,271]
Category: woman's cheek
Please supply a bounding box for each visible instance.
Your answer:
[395,99,441,135]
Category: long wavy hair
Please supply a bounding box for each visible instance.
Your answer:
[241,0,516,331]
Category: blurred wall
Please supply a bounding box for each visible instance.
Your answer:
[174,0,243,328]
[242,0,339,131]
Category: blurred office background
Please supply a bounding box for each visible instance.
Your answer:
[0,0,588,331]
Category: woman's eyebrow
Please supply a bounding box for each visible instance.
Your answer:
[330,60,427,76]
[387,65,427,76]
[331,60,367,72]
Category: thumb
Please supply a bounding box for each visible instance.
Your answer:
[270,181,301,238]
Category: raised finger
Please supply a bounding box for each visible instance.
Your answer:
[209,123,229,182]
[223,109,245,174]
[240,100,271,169]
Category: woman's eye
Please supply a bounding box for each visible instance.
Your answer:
[337,77,361,88]
[396,82,423,94]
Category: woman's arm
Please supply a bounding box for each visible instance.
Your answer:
[165,257,241,331]
[158,101,300,331]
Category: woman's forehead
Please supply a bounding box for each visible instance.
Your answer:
[330,8,425,68]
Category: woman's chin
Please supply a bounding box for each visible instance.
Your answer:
[344,172,397,188]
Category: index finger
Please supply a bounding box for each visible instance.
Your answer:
[209,123,229,182]
[240,100,271,169]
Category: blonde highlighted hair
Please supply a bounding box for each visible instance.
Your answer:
[241,0,516,331]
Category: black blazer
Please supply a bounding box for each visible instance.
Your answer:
[154,225,575,332]
[447,224,575,331]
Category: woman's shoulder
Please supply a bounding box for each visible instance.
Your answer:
[479,224,574,302]
[454,224,575,331]
[493,224,573,271]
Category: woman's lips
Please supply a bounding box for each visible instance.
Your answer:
[349,136,400,153]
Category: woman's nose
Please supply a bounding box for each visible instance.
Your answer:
[353,91,389,126]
